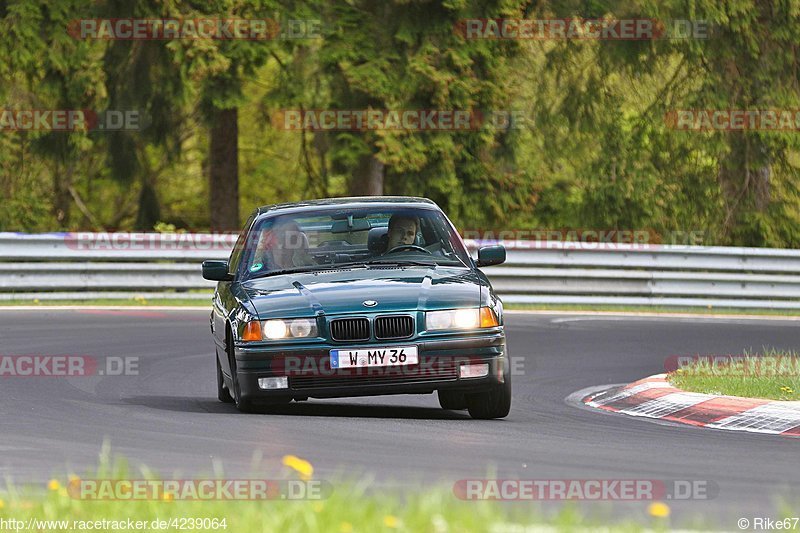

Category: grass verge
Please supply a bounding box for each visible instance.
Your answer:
[668,348,800,401]
[0,448,677,533]
[0,297,212,307]
[0,484,666,533]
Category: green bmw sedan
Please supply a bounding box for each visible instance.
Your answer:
[203,197,510,419]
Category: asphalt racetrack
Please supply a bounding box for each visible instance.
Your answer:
[1,309,799,525]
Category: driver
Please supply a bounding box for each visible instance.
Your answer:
[385,214,418,251]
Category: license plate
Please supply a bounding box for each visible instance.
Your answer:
[330,346,418,369]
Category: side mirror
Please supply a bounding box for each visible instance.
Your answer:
[202,260,233,281]
[477,245,506,267]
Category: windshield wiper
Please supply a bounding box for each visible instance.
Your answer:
[246,259,446,279]
[318,261,370,270]
[246,265,322,280]
[246,262,369,280]
[365,259,438,267]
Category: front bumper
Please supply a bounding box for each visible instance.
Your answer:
[233,330,506,401]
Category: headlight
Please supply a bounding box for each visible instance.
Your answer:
[453,309,480,328]
[425,307,499,331]
[289,318,314,337]
[242,318,318,341]
[264,320,289,339]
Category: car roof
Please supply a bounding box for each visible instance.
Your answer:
[254,196,440,217]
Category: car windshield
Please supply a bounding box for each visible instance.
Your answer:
[240,206,471,279]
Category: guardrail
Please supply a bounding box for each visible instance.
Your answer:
[2,232,800,309]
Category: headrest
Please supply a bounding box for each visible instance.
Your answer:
[367,227,389,254]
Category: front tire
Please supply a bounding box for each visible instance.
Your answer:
[217,355,234,403]
[228,340,255,413]
[466,374,511,420]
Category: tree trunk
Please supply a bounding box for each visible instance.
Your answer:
[52,162,71,227]
[718,134,771,241]
[349,152,384,196]
[134,182,161,231]
[209,108,239,230]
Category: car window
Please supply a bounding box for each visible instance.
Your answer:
[240,207,471,279]
[228,213,255,276]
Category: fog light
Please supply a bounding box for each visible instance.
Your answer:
[459,363,489,379]
[258,377,288,390]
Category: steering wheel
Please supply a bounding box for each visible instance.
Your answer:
[385,244,432,255]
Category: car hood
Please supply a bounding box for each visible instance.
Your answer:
[239,266,484,318]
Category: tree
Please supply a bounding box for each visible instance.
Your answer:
[525,0,800,245]
[0,0,107,228]
[286,0,535,229]
[188,0,282,230]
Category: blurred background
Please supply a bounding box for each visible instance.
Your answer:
[1,0,799,247]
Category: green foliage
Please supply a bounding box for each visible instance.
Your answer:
[1,0,800,246]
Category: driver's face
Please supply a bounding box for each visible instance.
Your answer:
[388,220,417,247]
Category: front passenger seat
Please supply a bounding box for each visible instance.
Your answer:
[367,227,389,255]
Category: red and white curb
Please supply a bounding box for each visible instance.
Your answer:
[583,374,800,437]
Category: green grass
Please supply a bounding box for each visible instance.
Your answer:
[668,348,800,401]
[0,485,658,533]
[0,448,676,533]
[0,297,212,307]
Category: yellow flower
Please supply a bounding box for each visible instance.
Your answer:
[383,515,400,528]
[340,522,353,533]
[162,492,174,502]
[0,499,5,509]
[282,455,314,480]
[313,502,324,513]
[648,501,670,518]
[48,479,60,491]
